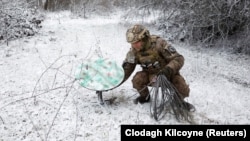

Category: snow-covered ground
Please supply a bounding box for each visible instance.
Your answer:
[0,11,250,141]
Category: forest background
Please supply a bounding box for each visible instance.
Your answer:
[1,0,250,54]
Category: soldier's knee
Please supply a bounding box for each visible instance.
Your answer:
[172,74,190,98]
[132,71,149,88]
[181,85,190,98]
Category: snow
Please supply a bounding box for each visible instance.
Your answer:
[0,11,250,141]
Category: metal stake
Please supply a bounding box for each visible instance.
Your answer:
[96,91,104,105]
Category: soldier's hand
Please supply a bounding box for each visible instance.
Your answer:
[158,67,173,80]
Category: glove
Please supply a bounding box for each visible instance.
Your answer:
[158,67,173,80]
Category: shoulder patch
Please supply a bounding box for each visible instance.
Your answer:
[168,46,176,53]
[164,44,176,53]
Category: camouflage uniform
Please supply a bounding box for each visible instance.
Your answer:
[122,25,190,103]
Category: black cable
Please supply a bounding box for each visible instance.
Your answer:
[149,74,193,123]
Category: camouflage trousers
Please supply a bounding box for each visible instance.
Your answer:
[131,71,190,99]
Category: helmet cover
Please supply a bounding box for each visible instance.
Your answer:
[126,24,149,43]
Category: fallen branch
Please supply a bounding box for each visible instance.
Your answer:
[0,80,76,110]
[31,55,75,104]
[45,79,76,141]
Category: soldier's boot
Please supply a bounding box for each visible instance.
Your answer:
[133,94,150,104]
[171,74,195,112]
[133,87,151,104]
[131,71,151,104]
[182,101,195,112]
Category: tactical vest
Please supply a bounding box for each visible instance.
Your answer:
[134,35,168,74]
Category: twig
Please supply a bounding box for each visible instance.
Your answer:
[0,116,4,124]
[49,64,76,80]
[50,64,63,89]
[32,55,74,104]
[38,55,48,68]
[124,2,155,20]
[23,102,43,141]
[72,95,79,141]
[0,80,76,110]
[45,79,76,141]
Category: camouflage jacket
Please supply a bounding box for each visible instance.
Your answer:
[122,35,184,82]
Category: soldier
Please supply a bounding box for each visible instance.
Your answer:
[120,24,195,111]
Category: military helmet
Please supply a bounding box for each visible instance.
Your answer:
[126,24,150,43]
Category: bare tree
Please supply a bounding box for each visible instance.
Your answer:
[157,0,250,44]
